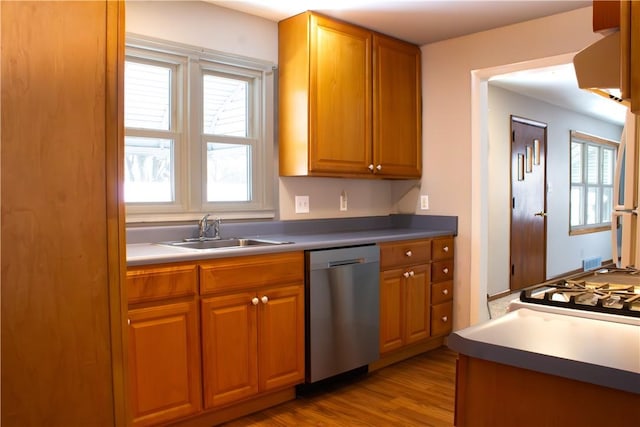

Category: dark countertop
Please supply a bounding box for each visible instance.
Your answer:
[126,214,457,266]
[447,308,640,394]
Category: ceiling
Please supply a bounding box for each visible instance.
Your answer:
[207,0,626,126]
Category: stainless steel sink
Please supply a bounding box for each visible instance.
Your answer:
[158,238,292,250]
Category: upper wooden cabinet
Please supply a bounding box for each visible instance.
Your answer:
[278,12,422,179]
[592,0,620,33]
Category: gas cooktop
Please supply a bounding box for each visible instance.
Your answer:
[519,268,640,318]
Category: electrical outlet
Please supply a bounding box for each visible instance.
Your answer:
[340,191,348,211]
[295,195,309,213]
[420,195,429,210]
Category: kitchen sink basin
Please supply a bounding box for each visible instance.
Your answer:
[158,238,292,250]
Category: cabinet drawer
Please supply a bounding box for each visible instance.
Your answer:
[431,260,454,283]
[431,301,453,337]
[379,239,430,269]
[431,280,453,305]
[127,264,198,304]
[432,237,454,260]
[200,252,304,295]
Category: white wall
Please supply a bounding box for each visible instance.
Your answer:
[126,1,278,63]
[421,6,604,328]
[486,85,622,297]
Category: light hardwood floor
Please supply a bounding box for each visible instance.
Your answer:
[222,347,457,426]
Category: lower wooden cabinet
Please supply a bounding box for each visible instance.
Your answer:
[200,284,304,409]
[128,300,202,426]
[127,253,305,425]
[379,264,430,353]
[377,236,455,364]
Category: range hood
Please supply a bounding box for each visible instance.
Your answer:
[573,32,630,107]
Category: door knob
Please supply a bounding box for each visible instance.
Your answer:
[534,211,548,217]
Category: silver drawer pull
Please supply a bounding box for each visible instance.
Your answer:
[405,250,412,257]
[441,316,448,323]
[251,297,259,305]
[261,295,269,304]
[442,289,449,295]
[443,267,449,274]
[443,246,449,252]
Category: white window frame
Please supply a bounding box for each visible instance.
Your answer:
[125,34,275,223]
[569,130,618,235]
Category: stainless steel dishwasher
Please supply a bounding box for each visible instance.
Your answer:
[305,244,380,383]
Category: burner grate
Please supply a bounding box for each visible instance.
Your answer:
[520,278,640,318]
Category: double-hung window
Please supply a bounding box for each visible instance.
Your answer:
[124,36,275,221]
[569,130,618,234]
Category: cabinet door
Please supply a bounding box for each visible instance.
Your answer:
[379,268,404,353]
[373,34,421,178]
[257,284,305,391]
[404,264,430,345]
[309,13,372,175]
[201,293,259,408]
[128,301,201,426]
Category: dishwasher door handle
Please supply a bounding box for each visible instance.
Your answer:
[328,258,365,268]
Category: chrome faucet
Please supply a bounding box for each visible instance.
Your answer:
[198,213,221,240]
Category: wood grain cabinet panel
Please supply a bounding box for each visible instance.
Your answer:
[379,239,430,269]
[592,0,620,33]
[379,269,405,353]
[379,240,431,354]
[432,237,454,261]
[430,301,453,337]
[278,11,421,179]
[199,252,303,294]
[431,280,453,305]
[128,301,201,426]
[257,285,305,391]
[127,263,198,304]
[431,259,454,283]
[373,34,422,178]
[200,252,305,412]
[201,284,305,408]
[430,237,454,337]
[201,292,259,409]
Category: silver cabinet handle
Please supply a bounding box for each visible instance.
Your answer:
[442,316,448,323]
[403,270,415,278]
[376,164,382,171]
[251,297,259,305]
[443,267,449,274]
[127,318,131,326]
[442,289,449,295]
[409,270,414,277]
[368,164,374,171]
[405,250,412,257]
[261,295,269,304]
[443,246,449,252]
[403,272,410,278]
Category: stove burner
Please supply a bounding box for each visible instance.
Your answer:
[520,268,640,318]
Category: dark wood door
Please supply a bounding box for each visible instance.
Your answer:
[510,117,547,291]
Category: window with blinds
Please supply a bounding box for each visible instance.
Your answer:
[124,37,275,221]
[570,130,618,234]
